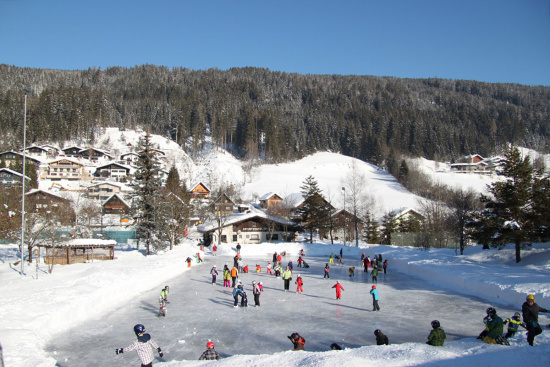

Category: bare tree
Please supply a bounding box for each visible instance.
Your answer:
[157,193,191,250]
[446,188,481,255]
[342,161,373,246]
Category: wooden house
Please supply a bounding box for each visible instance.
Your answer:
[213,193,235,214]
[79,147,113,163]
[259,192,283,209]
[94,162,132,181]
[330,208,363,242]
[0,151,42,168]
[42,158,92,181]
[102,194,130,214]
[189,182,210,199]
[86,182,130,201]
[119,152,140,167]
[61,146,84,158]
[0,168,30,186]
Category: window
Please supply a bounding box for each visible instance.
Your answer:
[266,234,279,241]
[221,235,227,243]
[250,234,260,240]
[233,235,238,242]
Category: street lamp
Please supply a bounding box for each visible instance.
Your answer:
[341,187,346,247]
[20,88,30,275]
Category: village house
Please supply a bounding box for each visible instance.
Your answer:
[102,193,131,215]
[259,192,283,209]
[0,168,30,186]
[22,145,50,159]
[330,208,363,242]
[189,182,210,199]
[41,158,93,181]
[78,147,113,163]
[0,151,42,168]
[61,146,84,158]
[213,193,235,214]
[93,162,132,181]
[119,152,140,167]
[86,182,131,201]
[198,210,299,245]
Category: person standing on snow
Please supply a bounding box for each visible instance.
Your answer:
[324,263,330,279]
[273,252,277,263]
[370,285,380,311]
[374,329,388,345]
[267,261,273,274]
[296,274,304,293]
[329,253,334,264]
[160,286,169,303]
[288,260,293,272]
[297,256,303,268]
[426,320,446,346]
[332,280,345,300]
[522,294,549,346]
[383,260,388,274]
[210,265,218,286]
[363,257,369,272]
[223,268,231,287]
[282,266,293,291]
[233,282,248,308]
[198,340,220,360]
[252,280,262,307]
[371,267,379,283]
[116,324,163,366]
[230,266,238,288]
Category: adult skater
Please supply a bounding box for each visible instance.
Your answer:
[370,285,380,311]
[288,260,293,271]
[199,339,220,361]
[252,280,261,307]
[288,333,306,351]
[233,282,248,308]
[324,263,330,279]
[426,320,446,346]
[296,274,304,293]
[210,265,218,285]
[332,280,345,300]
[374,329,388,345]
[383,260,388,274]
[198,340,220,360]
[522,294,549,346]
[282,266,293,291]
[116,324,163,367]
[363,257,369,272]
[231,266,238,288]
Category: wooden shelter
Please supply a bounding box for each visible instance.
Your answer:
[40,239,116,265]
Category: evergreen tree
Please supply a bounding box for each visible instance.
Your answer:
[481,146,534,263]
[380,212,397,245]
[531,171,550,241]
[299,175,331,243]
[133,132,164,255]
[398,159,409,186]
[361,212,380,244]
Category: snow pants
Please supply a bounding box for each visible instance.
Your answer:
[284,279,291,290]
[254,293,260,306]
[372,298,380,311]
[527,323,543,346]
[231,277,237,287]
[212,275,217,284]
[324,271,330,279]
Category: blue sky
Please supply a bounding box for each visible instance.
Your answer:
[1,0,549,86]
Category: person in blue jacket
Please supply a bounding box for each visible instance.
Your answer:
[370,285,380,311]
[233,282,248,308]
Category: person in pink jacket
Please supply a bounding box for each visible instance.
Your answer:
[332,280,345,300]
[295,274,304,293]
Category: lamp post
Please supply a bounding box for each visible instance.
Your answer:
[20,88,30,275]
[341,187,346,247]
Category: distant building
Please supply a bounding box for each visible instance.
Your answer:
[0,168,30,186]
[189,182,210,199]
[259,192,283,209]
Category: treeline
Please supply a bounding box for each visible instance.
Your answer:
[1,64,549,164]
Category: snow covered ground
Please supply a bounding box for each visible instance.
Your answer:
[1,239,549,367]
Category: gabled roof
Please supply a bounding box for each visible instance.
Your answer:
[103,193,131,208]
[78,147,113,157]
[389,207,425,220]
[284,193,305,208]
[214,192,235,204]
[23,145,48,152]
[95,162,132,171]
[25,189,71,203]
[61,146,84,152]
[189,182,211,192]
[0,168,30,180]
[259,192,283,201]
[47,157,84,166]
[197,207,295,233]
[0,151,42,164]
[120,152,140,158]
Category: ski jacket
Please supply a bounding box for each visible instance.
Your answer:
[374,331,388,345]
[372,268,379,276]
[233,287,245,297]
[383,260,388,269]
[124,334,159,365]
[282,269,293,280]
[223,270,231,280]
[295,277,304,286]
[231,267,238,277]
[485,315,504,339]
[522,301,548,326]
[504,317,526,331]
[277,255,282,262]
[199,348,220,360]
[298,257,303,264]
[210,267,218,276]
[160,289,168,300]
[427,328,446,346]
[332,283,345,297]
[253,284,261,295]
[370,288,379,300]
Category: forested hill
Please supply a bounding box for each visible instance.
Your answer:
[1,64,549,164]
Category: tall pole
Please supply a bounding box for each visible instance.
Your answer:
[20,90,28,275]
[341,187,345,247]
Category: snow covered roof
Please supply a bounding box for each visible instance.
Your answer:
[197,207,294,233]
[41,238,117,247]
[284,193,305,207]
[259,192,282,201]
[0,168,30,180]
[95,161,132,171]
[103,193,131,208]
[47,157,85,166]
[25,188,70,201]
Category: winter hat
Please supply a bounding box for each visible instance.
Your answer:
[252,280,256,284]
[207,340,214,349]
[336,280,340,283]
[514,312,521,318]
[372,285,376,289]
[298,274,301,277]
[213,265,216,267]
[527,294,535,301]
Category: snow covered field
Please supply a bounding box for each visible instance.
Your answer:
[1,240,549,366]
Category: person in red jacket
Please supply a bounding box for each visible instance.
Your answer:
[295,274,304,293]
[332,280,345,300]
[297,256,304,268]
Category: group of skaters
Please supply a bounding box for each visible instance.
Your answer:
[476,295,549,346]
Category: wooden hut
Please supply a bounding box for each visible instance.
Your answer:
[40,239,116,265]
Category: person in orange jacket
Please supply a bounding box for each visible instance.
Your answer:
[231,266,238,287]
[332,280,345,300]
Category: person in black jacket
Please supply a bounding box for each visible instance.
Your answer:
[522,294,549,346]
[374,329,389,345]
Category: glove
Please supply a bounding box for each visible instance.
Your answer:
[116,348,123,355]
[158,347,163,358]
